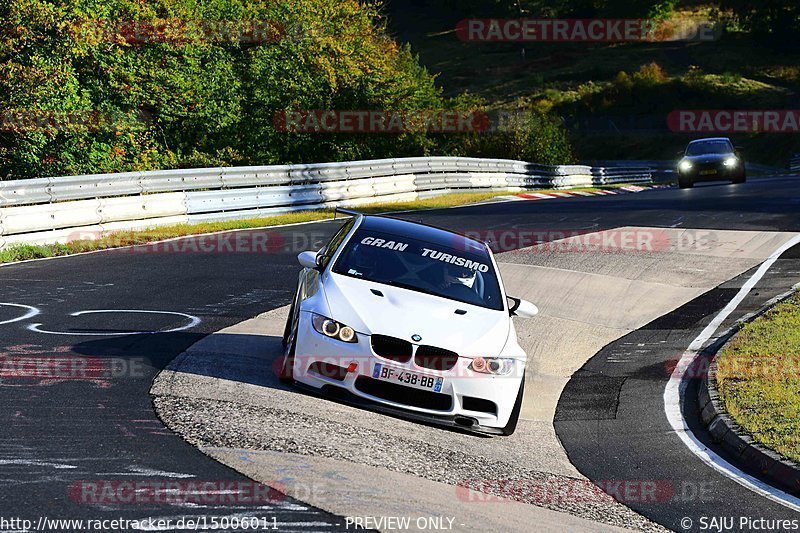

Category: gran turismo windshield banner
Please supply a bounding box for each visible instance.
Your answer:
[333,231,503,310]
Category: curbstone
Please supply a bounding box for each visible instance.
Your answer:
[696,294,800,495]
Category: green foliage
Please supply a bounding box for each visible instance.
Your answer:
[717,0,800,45]
[632,62,668,87]
[596,0,679,19]
[561,61,787,118]
[435,0,679,19]
[2,0,568,179]
[457,109,575,164]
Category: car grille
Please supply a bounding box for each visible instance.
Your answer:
[371,335,412,363]
[371,335,461,371]
[355,376,452,411]
[415,345,459,371]
[694,161,723,172]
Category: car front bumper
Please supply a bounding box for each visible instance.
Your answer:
[290,312,524,431]
[678,163,744,181]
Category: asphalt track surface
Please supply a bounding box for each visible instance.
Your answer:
[0,174,798,531]
[555,249,800,532]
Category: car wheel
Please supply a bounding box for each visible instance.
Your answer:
[500,375,525,436]
[732,173,746,184]
[678,177,694,189]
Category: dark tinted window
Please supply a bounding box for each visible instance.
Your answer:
[686,140,734,156]
[319,218,355,269]
[332,229,504,311]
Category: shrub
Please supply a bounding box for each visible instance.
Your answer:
[456,109,575,165]
[717,0,800,45]
[633,62,669,87]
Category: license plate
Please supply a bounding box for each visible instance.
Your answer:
[372,363,443,392]
[699,169,717,176]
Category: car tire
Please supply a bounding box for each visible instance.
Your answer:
[500,375,525,436]
[280,294,299,383]
[678,177,694,189]
[281,293,297,348]
[732,173,746,184]
[278,342,294,385]
[279,332,296,384]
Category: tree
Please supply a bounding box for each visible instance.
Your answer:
[717,0,800,44]
[0,0,460,178]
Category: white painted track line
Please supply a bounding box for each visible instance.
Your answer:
[663,234,800,512]
[27,310,201,336]
[0,303,40,325]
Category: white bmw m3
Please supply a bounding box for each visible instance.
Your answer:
[279,209,538,435]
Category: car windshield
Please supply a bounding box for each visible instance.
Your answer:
[685,141,733,156]
[332,229,504,311]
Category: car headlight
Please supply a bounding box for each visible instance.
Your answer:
[311,313,357,343]
[678,160,693,172]
[723,157,739,167]
[470,357,515,376]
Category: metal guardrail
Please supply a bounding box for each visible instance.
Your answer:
[0,157,652,248]
[789,154,800,173]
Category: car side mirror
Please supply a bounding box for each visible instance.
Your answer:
[298,251,320,270]
[507,296,539,318]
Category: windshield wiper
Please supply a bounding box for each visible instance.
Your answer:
[385,280,441,298]
[384,279,493,310]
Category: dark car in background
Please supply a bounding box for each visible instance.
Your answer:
[676,137,746,189]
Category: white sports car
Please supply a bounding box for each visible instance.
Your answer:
[280,209,538,435]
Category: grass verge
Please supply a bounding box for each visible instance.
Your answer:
[716,291,800,464]
[386,4,800,165]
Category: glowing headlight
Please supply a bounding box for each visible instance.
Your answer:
[723,157,739,167]
[312,314,357,343]
[470,357,515,376]
[678,160,693,172]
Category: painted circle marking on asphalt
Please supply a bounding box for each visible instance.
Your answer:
[27,310,201,337]
[0,303,41,325]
